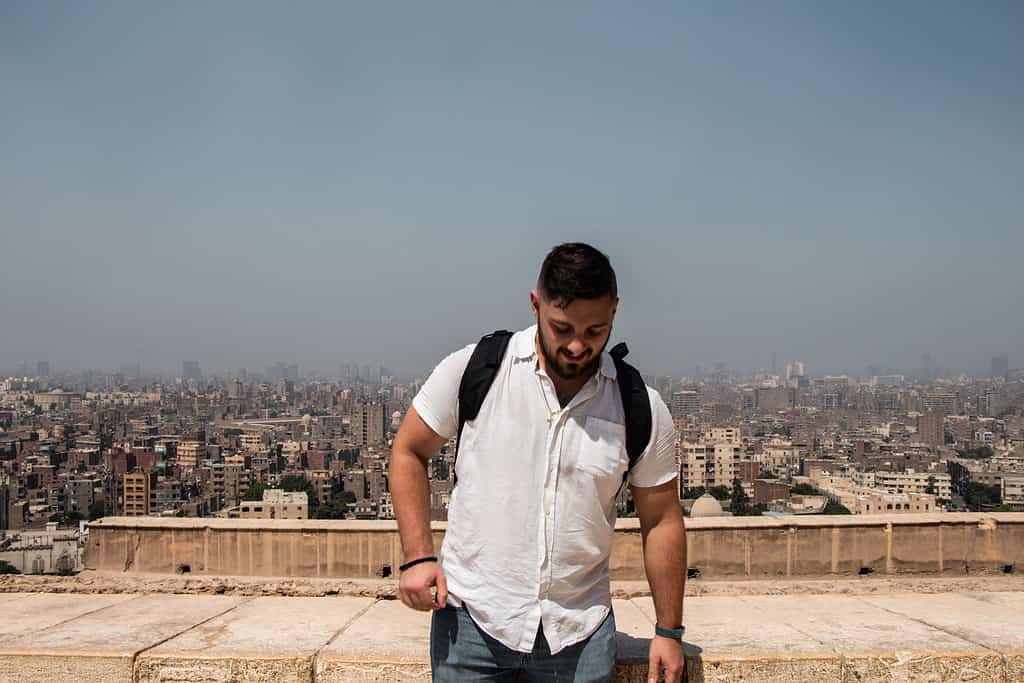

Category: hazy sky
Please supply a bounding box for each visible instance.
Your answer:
[2,1,1022,378]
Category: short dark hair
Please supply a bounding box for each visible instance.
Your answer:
[537,243,617,307]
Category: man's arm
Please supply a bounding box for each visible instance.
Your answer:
[632,478,687,682]
[389,405,449,611]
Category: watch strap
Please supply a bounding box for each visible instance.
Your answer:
[655,624,685,641]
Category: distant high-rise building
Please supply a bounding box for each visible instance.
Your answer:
[123,472,151,516]
[992,355,1009,379]
[352,401,386,445]
[917,411,945,447]
[267,362,287,383]
[119,362,141,379]
[286,363,299,382]
[756,386,796,413]
[340,363,354,381]
[785,361,806,381]
[979,388,999,417]
[182,360,202,381]
[922,390,957,415]
[36,360,50,377]
[670,390,700,417]
[771,352,777,376]
[921,353,934,381]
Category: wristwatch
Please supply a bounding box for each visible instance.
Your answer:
[655,624,685,641]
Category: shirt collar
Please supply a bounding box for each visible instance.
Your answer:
[511,325,618,380]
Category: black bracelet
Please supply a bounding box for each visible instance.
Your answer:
[399,556,438,572]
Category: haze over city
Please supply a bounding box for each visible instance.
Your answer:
[2,1,1021,377]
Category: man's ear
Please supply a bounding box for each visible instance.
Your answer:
[530,290,540,320]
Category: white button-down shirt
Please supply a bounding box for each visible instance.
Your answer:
[413,325,677,654]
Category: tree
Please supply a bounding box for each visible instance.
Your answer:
[956,446,994,460]
[707,485,730,501]
[823,500,852,515]
[963,482,1001,511]
[791,483,819,496]
[314,491,357,519]
[730,478,752,516]
[243,482,267,501]
[0,560,19,575]
[87,500,105,521]
[681,486,706,500]
[49,511,83,527]
[759,470,777,479]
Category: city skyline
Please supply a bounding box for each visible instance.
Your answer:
[1,349,1018,382]
[2,2,1022,377]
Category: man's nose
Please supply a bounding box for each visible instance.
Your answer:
[566,339,585,356]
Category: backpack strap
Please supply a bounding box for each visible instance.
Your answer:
[454,330,513,485]
[609,342,653,482]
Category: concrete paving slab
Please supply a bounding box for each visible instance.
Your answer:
[136,595,374,683]
[854,591,1023,683]
[744,594,992,655]
[859,591,1024,654]
[612,598,654,662]
[0,593,245,681]
[748,594,1005,683]
[0,592,138,640]
[316,598,432,682]
[630,595,844,682]
[632,595,836,658]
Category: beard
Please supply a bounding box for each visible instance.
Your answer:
[536,323,608,382]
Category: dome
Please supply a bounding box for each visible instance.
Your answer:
[690,493,725,518]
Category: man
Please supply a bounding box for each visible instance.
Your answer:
[390,243,686,682]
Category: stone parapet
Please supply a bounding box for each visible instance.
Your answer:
[84,513,1024,580]
[0,590,1022,682]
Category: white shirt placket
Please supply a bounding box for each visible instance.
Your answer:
[535,370,600,602]
[537,370,559,601]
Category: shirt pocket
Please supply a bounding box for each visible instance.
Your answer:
[575,416,627,478]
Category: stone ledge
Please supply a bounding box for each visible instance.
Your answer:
[6,570,1024,599]
[87,511,1024,532]
[0,590,1020,681]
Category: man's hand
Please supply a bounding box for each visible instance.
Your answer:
[398,560,448,611]
[648,635,684,682]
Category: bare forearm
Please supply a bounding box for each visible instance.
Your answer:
[389,450,434,560]
[643,517,687,628]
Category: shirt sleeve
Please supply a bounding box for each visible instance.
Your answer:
[411,344,476,439]
[627,387,678,488]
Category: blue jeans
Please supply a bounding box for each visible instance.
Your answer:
[430,604,617,682]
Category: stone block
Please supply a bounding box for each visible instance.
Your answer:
[0,594,244,681]
[136,595,374,683]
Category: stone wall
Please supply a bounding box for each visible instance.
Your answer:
[84,513,1024,580]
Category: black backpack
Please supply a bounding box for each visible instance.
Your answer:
[453,329,652,486]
